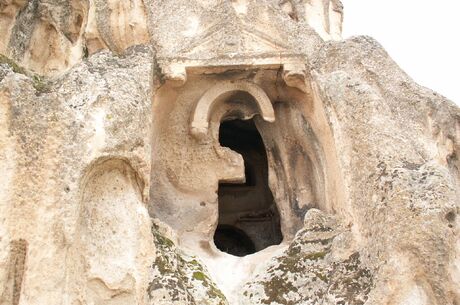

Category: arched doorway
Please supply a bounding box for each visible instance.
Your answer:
[214,119,283,256]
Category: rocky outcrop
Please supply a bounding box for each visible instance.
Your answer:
[0,0,342,76]
[0,1,458,305]
[311,36,459,304]
[0,0,149,76]
[0,45,153,305]
[149,222,228,305]
[241,209,372,304]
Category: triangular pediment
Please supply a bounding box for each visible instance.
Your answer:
[243,27,289,52]
[180,27,289,59]
[174,2,291,60]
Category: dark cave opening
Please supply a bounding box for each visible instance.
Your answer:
[214,225,256,257]
[214,119,282,256]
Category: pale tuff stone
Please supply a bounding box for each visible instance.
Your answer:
[0,1,458,305]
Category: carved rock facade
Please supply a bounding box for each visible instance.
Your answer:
[0,1,458,305]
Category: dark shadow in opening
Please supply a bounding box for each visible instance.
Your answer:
[214,225,256,257]
[215,119,283,256]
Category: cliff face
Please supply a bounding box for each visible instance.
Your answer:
[0,1,458,305]
[0,0,342,76]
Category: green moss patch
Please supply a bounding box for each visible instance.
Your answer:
[0,54,26,75]
[149,224,228,305]
[0,54,50,92]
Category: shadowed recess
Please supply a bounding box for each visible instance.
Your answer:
[214,225,256,257]
[215,119,282,256]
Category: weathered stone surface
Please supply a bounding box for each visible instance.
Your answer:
[0,46,154,305]
[149,221,228,305]
[311,36,459,304]
[241,209,372,305]
[0,1,458,305]
[0,0,149,76]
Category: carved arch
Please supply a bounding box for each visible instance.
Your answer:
[190,81,275,139]
[71,157,151,304]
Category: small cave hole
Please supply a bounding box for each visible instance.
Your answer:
[214,225,256,257]
[214,119,283,256]
[446,211,456,222]
[446,210,456,228]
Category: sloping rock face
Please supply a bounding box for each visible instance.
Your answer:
[0,1,459,305]
[311,37,459,304]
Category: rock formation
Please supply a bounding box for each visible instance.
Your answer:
[0,1,458,305]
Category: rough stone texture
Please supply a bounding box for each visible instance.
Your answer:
[241,209,372,305]
[0,0,340,76]
[309,36,459,305]
[149,221,228,305]
[0,1,459,305]
[0,0,149,76]
[0,45,154,305]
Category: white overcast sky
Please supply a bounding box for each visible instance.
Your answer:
[341,0,460,104]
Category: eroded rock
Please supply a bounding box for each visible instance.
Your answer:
[241,209,372,305]
[0,1,458,305]
[0,0,149,76]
